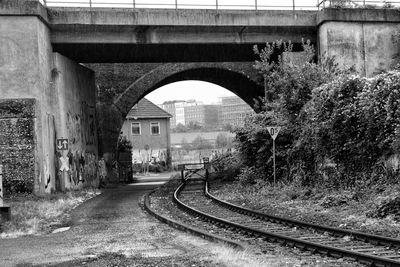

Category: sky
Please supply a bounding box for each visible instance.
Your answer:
[145,81,236,105]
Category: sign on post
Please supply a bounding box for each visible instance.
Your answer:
[266,126,281,186]
[56,138,68,150]
[267,127,281,140]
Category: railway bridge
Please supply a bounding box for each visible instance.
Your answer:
[1,0,400,193]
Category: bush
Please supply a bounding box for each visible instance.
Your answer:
[236,39,400,189]
[212,152,243,181]
[234,40,343,184]
[215,133,233,148]
[117,135,132,152]
[295,72,400,185]
[4,179,33,195]
[192,135,213,150]
[367,197,400,222]
[237,166,265,186]
[148,163,166,173]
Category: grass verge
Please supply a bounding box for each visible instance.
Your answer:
[0,189,100,239]
[212,180,400,238]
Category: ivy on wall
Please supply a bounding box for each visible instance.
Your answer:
[0,99,35,195]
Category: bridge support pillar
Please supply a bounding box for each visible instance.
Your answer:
[318,21,400,77]
[0,13,99,194]
[0,15,53,195]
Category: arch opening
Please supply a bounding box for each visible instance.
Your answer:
[116,76,259,175]
[99,63,263,176]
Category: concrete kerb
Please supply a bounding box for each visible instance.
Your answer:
[143,190,245,251]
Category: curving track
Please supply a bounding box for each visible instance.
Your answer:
[174,179,400,267]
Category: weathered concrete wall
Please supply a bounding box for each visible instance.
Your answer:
[0,99,36,194]
[0,15,52,194]
[53,53,99,190]
[317,9,400,76]
[0,14,99,194]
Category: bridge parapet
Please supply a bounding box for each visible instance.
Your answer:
[41,0,318,11]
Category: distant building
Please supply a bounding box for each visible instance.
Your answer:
[158,100,181,128]
[220,95,254,127]
[159,99,197,128]
[184,104,219,128]
[121,98,172,166]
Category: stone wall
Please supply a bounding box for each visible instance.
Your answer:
[0,99,36,194]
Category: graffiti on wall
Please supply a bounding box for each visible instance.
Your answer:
[66,101,96,147]
[59,101,98,190]
[57,150,99,188]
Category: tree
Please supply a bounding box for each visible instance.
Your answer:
[295,71,400,185]
[181,137,192,151]
[192,135,213,150]
[117,134,132,152]
[222,124,233,132]
[173,123,188,133]
[234,39,345,183]
[215,133,232,148]
[187,121,203,131]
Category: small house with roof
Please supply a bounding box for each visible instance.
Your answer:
[120,98,172,167]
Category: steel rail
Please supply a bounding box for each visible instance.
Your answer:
[205,182,400,249]
[174,181,400,266]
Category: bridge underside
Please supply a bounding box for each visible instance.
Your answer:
[53,42,310,63]
[46,6,317,62]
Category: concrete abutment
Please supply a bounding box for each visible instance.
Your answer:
[0,14,99,195]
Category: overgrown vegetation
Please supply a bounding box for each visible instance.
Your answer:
[225,39,400,188]
[295,72,400,187]
[212,38,400,224]
[231,40,348,185]
[324,0,397,9]
[213,181,400,238]
[0,189,99,238]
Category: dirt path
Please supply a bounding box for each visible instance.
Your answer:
[0,183,223,266]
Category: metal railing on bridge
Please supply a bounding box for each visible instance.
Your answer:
[38,0,400,11]
[38,0,319,11]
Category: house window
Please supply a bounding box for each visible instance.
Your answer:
[150,122,160,135]
[131,122,141,135]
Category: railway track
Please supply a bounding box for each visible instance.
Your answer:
[174,179,400,267]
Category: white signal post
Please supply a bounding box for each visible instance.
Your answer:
[266,126,281,186]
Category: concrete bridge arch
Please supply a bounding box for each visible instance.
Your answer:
[99,62,264,156]
[114,62,263,116]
